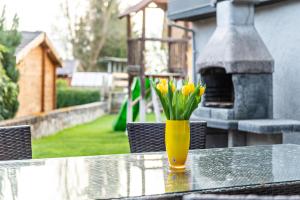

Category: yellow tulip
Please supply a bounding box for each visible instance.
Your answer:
[199,86,206,96]
[157,83,168,95]
[171,83,176,93]
[181,85,190,96]
[187,83,195,93]
[160,79,168,85]
[182,82,195,96]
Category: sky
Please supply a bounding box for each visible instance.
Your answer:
[0,0,164,59]
[0,0,138,32]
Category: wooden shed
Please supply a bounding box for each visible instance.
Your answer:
[15,31,62,117]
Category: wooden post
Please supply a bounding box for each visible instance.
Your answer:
[184,22,189,38]
[167,25,172,72]
[127,75,133,123]
[127,15,132,39]
[150,76,161,122]
[126,14,134,125]
[139,8,146,122]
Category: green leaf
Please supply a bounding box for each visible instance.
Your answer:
[187,94,201,119]
[151,81,170,119]
[173,91,179,119]
[183,86,200,119]
[167,82,174,120]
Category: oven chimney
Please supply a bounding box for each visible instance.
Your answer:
[195,0,274,120]
[197,0,274,74]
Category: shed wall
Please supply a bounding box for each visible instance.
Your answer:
[17,46,43,117]
[44,51,56,111]
[17,45,56,117]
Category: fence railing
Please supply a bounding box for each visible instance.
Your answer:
[127,37,189,74]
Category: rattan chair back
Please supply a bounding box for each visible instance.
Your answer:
[127,122,206,153]
[0,125,32,160]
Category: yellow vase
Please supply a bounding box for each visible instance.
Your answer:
[165,120,190,170]
[165,171,190,192]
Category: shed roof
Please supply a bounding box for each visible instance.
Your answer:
[57,59,78,77]
[16,31,63,66]
[168,0,284,21]
[119,0,167,18]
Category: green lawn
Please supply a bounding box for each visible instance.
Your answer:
[32,113,159,159]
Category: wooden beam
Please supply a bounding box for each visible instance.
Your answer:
[127,15,132,39]
[53,55,57,109]
[142,9,146,39]
[128,37,188,43]
[145,72,184,78]
[41,46,46,112]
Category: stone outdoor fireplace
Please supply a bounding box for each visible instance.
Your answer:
[202,67,234,109]
[196,0,274,121]
[189,0,300,148]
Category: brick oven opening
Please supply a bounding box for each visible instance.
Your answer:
[201,67,234,108]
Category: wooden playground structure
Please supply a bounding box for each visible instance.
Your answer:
[119,0,190,123]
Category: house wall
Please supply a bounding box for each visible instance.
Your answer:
[192,0,300,120]
[17,45,57,117]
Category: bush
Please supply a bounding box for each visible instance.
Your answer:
[0,67,18,120]
[0,8,21,119]
[56,79,68,89]
[56,88,100,108]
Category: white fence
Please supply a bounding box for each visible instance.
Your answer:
[71,72,113,88]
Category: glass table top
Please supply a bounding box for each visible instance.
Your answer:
[0,144,300,200]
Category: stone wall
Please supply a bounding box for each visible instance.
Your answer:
[0,102,108,139]
[109,92,126,114]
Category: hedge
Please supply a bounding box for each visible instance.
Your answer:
[56,88,100,108]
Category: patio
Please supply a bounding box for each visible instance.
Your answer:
[0,0,300,199]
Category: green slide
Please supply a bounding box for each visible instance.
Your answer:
[113,78,151,131]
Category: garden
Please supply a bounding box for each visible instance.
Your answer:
[32,113,158,158]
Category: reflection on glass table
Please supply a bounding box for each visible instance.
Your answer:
[0,144,300,199]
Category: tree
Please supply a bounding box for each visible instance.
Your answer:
[61,0,127,72]
[0,47,19,120]
[0,7,21,120]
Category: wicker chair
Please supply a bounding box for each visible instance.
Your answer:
[183,194,300,200]
[127,121,206,153]
[0,125,32,160]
